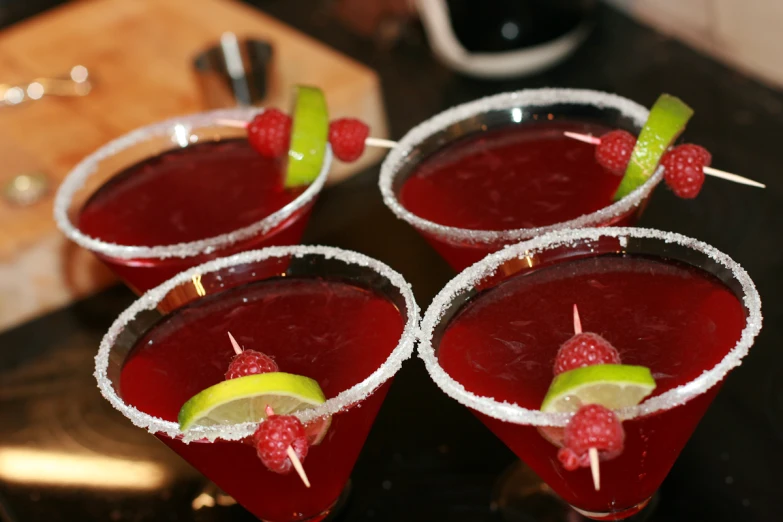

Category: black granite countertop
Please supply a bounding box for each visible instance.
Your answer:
[1,2,781,521]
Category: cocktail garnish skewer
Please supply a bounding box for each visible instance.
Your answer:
[365,137,397,148]
[215,119,764,189]
[286,447,311,488]
[563,131,601,145]
[563,131,765,189]
[223,333,311,487]
[216,119,397,151]
[572,304,601,491]
[589,448,601,491]
[265,405,311,488]
[228,332,243,355]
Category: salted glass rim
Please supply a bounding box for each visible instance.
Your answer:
[54,107,331,260]
[417,227,763,427]
[95,245,420,443]
[379,88,663,245]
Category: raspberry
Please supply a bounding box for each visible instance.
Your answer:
[554,332,620,375]
[253,415,309,474]
[247,109,292,158]
[557,447,591,471]
[225,350,279,380]
[557,404,624,470]
[595,130,636,175]
[328,118,369,162]
[661,144,711,199]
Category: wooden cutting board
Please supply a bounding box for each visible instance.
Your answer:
[0,0,388,332]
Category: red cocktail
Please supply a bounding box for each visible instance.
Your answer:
[419,227,761,520]
[55,109,330,293]
[380,89,660,270]
[95,246,418,521]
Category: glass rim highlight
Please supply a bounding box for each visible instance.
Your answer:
[95,244,420,443]
[54,107,332,260]
[417,226,762,427]
[379,88,662,246]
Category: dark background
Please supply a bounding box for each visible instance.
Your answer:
[1,1,781,521]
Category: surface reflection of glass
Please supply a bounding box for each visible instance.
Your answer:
[96,245,419,522]
[0,448,169,490]
[419,227,762,521]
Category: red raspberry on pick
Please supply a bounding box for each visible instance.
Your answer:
[595,130,636,175]
[225,350,279,380]
[328,118,369,162]
[554,332,621,376]
[253,415,309,474]
[247,109,292,158]
[661,144,711,199]
[557,404,625,471]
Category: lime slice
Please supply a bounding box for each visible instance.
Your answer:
[305,416,332,446]
[285,85,329,188]
[540,364,656,414]
[178,372,327,433]
[613,94,693,201]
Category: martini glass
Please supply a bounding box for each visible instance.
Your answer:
[95,245,419,521]
[379,88,661,271]
[418,227,762,520]
[54,108,331,293]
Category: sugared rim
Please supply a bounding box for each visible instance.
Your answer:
[379,88,662,245]
[54,108,332,260]
[418,227,763,427]
[95,245,420,442]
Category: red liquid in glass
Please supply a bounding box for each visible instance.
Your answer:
[437,255,746,517]
[120,278,405,522]
[78,140,312,292]
[399,122,641,270]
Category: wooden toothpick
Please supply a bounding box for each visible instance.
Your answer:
[227,332,243,356]
[589,448,601,491]
[286,447,311,488]
[564,131,601,145]
[573,305,601,491]
[562,131,765,189]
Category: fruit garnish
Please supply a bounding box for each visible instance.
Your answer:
[253,414,310,479]
[566,129,764,191]
[220,332,330,446]
[329,118,370,162]
[285,85,329,188]
[541,364,656,414]
[225,350,279,380]
[662,144,712,199]
[247,109,293,159]
[557,404,625,489]
[554,332,621,375]
[541,306,655,489]
[177,372,326,431]
[613,94,694,201]
[554,304,620,376]
[595,130,636,176]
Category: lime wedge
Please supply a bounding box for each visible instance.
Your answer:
[285,85,329,188]
[541,364,656,414]
[178,372,326,432]
[304,416,332,446]
[613,94,693,201]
